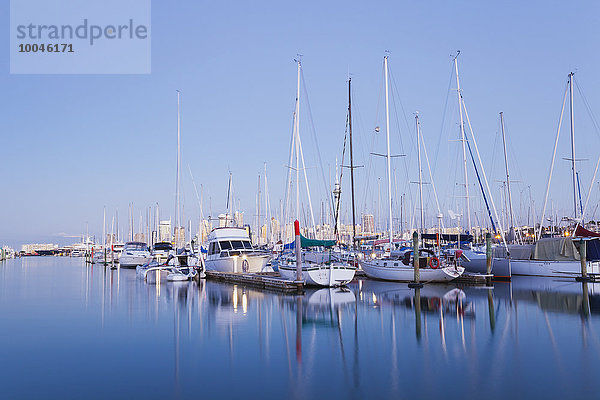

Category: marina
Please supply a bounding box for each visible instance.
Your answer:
[3,1,600,398]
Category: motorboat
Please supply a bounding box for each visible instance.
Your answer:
[137,255,198,282]
[204,227,271,273]
[152,241,173,263]
[119,241,152,268]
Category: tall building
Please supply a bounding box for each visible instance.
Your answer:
[362,214,375,234]
[159,220,171,242]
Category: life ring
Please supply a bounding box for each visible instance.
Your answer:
[242,259,249,272]
[429,256,440,269]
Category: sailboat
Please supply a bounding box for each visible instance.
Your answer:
[276,59,356,287]
[500,73,600,277]
[446,54,511,279]
[359,56,464,283]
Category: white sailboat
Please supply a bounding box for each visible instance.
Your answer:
[360,55,464,283]
[277,59,355,287]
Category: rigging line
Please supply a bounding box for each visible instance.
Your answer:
[421,123,445,231]
[387,63,417,224]
[465,138,497,233]
[283,106,298,242]
[538,81,569,239]
[434,63,457,173]
[574,78,600,138]
[300,67,334,220]
[361,64,386,216]
[335,115,349,234]
[462,98,508,250]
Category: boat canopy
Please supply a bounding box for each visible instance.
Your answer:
[575,225,600,238]
[421,233,473,242]
[283,234,336,250]
[532,237,580,261]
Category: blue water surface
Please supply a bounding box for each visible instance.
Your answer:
[1,257,599,399]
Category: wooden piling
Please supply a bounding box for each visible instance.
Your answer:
[486,233,492,286]
[408,231,423,289]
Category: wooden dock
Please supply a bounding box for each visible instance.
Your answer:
[205,271,302,292]
[454,272,493,285]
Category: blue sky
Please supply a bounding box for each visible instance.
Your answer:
[1,0,600,247]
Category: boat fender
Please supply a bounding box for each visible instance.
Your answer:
[429,256,440,269]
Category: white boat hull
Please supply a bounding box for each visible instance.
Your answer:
[461,251,511,279]
[510,259,600,277]
[278,262,356,287]
[360,259,464,282]
[120,254,152,268]
[204,254,271,273]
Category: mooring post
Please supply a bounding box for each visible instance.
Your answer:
[414,287,422,340]
[294,220,303,291]
[582,281,590,318]
[408,231,423,289]
[486,233,492,285]
[578,238,591,282]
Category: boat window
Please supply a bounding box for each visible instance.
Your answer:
[126,242,147,251]
[219,241,232,250]
[242,241,253,249]
[209,242,221,255]
[230,240,245,250]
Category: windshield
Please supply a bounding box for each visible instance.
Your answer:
[126,242,147,251]
[242,241,254,249]
[219,241,232,250]
[231,240,245,250]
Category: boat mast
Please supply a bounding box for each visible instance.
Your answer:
[348,78,357,250]
[500,112,515,232]
[569,72,578,222]
[264,162,269,245]
[175,90,181,247]
[295,60,301,223]
[384,56,394,248]
[454,53,472,236]
[416,113,424,233]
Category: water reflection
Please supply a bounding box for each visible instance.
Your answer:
[3,257,600,399]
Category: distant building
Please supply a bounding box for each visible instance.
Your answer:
[159,220,171,242]
[173,226,185,247]
[21,243,58,253]
[362,214,375,234]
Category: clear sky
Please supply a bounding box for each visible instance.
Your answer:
[1,0,600,248]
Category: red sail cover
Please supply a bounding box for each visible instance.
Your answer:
[575,225,600,238]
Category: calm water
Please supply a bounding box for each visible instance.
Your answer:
[1,257,600,399]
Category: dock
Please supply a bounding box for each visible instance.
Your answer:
[205,271,301,292]
[453,272,493,285]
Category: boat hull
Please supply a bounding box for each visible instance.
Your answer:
[360,259,464,282]
[120,254,152,268]
[461,252,511,279]
[278,262,356,287]
[510,259,600,277]
[204,254,271,273]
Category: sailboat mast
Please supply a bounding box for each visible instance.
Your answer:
[569,72,578,221]
[416,114,424,233]
[500,112,515,229]
[175,90,181,241]
[454,54,472,235]
[348,78,357,250]
[384,56,393,247]
[295,60,301,223]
